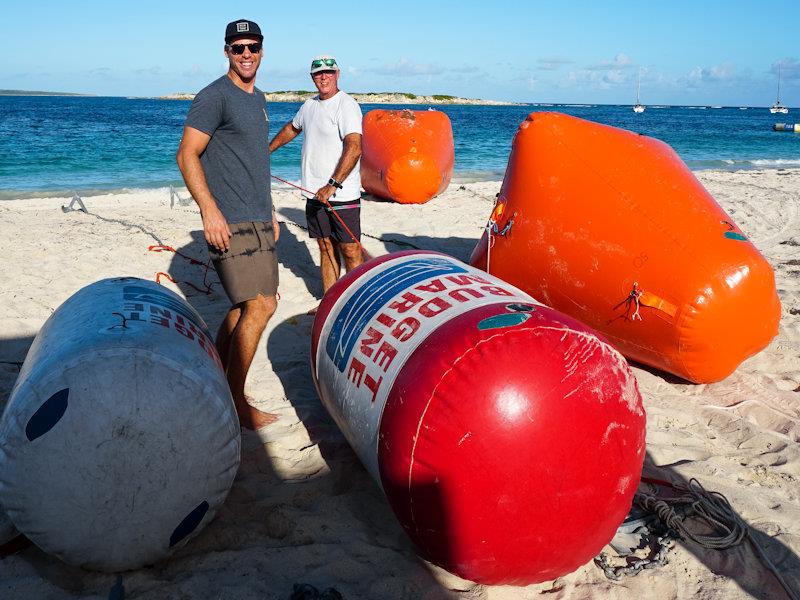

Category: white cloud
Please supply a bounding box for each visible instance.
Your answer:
[372,58,444,77]
[585,53,633,71]
[687,61,736,83]
[134,66,163,76]
[537,57,573,71]
[773,58,800,80]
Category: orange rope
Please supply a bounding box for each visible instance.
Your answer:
[149,245,215,295]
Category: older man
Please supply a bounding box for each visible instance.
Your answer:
[176,19,279,430]
[269,55,363,312]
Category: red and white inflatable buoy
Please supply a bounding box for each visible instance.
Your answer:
[311,251,646,585]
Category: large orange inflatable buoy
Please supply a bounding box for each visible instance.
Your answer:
[361,109,454,204]
[470,112,780,384]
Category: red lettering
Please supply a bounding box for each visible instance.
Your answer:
[364,374,383,403]
[392,317,420,342]
[389,292,423,313]
[348,357,366,386]
[419,296,452,317]
[374,341,397,371]
[446,274,492,285]
[481,285,514,297]
[173,315,195,340]
[415,278,446,293]
[148,306,174,327]
[359,327,384,358]
[376,312,396,328]
[449,287,485,302]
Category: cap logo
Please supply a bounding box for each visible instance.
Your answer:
[236,22,249,32]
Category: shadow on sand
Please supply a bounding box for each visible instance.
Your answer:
[2,231,797,599]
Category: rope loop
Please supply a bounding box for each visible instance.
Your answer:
[596,478,799,600]
[628,281,643,321]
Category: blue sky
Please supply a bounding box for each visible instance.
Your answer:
[1,0,797,106]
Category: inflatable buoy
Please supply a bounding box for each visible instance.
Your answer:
[0,506,17,547]
[311,251,646,585]
[361,109,454,204]
[0,278,240,571]
[470,112,780,383]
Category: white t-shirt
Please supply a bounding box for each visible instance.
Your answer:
[292,91,363,202]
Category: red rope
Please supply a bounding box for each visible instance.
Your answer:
[149,246,215,295]
[271,174,372,259]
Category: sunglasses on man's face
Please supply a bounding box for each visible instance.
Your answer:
[228,42,262,55]
[311,58,337,69]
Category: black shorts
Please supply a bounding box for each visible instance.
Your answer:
[305,198,361,243]
[208,221,278,305]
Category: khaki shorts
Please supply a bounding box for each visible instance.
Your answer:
[208,221,278,305]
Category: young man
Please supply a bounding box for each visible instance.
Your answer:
[176,19,279,430]
[269,55,363,313]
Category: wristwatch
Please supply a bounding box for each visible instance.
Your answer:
[328,178,343,189]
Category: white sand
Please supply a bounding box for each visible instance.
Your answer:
[0,170,798,599]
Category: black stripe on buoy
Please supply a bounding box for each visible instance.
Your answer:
[169,501,209,547]
[25,388,69,441]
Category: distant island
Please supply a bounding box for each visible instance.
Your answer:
[0,89,91,96]
[161,90,519,106]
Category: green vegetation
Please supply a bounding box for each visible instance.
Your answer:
[432,94,456,101]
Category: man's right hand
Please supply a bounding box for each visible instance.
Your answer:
[202,204,232,252]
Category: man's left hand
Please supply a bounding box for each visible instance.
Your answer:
[314,184,336,205]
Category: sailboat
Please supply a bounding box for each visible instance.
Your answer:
[633,70,645,113]
[770,63,789,114]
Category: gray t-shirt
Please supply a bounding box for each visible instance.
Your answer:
[185,75,272,223]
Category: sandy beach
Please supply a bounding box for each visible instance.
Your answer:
[0,169,798,599]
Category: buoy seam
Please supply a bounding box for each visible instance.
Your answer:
[405,324,621,534]
[407,329,514,537]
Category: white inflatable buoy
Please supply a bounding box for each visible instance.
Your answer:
[0,505,18,546]
[0,277,240,571]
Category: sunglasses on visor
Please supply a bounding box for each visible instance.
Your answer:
[227,42,262,55]
[311,58,337,69]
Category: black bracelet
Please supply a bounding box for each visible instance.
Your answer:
[328,178,343,189]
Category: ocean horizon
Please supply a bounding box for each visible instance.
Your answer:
[1,95,799,200]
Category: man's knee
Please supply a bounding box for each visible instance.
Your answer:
[317,237,334,253]
[240,294,276,326]
[339,242,363,260]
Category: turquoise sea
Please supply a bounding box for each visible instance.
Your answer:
[1,96,799,199]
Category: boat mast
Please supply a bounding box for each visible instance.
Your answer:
[636,70,641,104]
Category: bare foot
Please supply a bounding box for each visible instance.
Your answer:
[235,397,279,430]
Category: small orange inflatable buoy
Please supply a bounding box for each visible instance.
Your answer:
[470,112,781,383]
[361,109,454,204]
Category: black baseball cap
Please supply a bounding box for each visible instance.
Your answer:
[225,19,263,44]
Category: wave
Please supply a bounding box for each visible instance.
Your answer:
[0,186,180,201]
[688,158,800,171]
[451,170,506,184]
